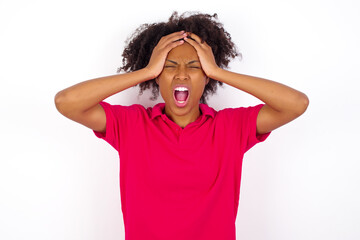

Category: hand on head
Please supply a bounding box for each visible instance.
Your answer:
[145,31,219,79]
[145,31,187,78]
[183,33,219,78]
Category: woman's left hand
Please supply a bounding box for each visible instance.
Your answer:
[184,33,220,78]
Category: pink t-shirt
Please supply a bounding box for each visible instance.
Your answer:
[93,101,270,240]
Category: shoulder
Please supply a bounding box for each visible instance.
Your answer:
[99,101,148,120]
[100,101,145,111]
[100,102,169,121]
[216,104,264,117]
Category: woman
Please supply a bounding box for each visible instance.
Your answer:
[55,12,308,240]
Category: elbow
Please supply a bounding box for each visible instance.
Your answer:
[54,91,63,112]
[294,92,309,116]
[54,90,71,115]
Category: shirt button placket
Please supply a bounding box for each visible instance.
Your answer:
[177,127,182,143]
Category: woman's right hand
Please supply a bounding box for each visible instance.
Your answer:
[145,31,188,78]
[55,31,188,134]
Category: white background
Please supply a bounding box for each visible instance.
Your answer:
[1,0,359,239]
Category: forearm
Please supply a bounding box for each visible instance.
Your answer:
[210,68,309,115]
[55,68,153,114]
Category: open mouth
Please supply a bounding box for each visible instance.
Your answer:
[173,86,189,107]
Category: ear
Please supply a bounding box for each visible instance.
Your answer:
[205,77,210,85]
[155,77,159,85]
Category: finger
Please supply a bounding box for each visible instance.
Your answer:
[160,31,185,40]
[165,38,185,51]
[186,32,203,44]
[166,30,186,40]
[184,35,201,50]
[158,31,187,46]
[162,32,189,51]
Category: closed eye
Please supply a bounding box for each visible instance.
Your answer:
[164,65,200,69]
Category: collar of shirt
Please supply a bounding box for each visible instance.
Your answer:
[150,103,215,122]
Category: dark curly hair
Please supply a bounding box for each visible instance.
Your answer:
[117,11,240,104]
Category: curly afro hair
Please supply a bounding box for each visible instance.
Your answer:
[117,11,240,104]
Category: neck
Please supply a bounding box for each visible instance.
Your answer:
[164,106,201,128]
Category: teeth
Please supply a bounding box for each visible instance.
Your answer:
[175,87,188,91]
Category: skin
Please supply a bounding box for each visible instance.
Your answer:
[182,32,309,134]
[155,42,209,128]
[54,30,309,135]
[54,31,188,133]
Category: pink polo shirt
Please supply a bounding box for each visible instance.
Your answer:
[93,101,270,240]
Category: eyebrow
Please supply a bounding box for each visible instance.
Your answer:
[166,60,200,64]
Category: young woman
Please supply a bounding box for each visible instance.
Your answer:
[55,12,308,240]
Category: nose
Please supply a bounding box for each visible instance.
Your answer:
[174,65,189,80]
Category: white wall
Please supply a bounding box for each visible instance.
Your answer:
[1,0,359,239]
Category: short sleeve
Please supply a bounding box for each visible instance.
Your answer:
[92,101,119,151]
[244,104,271,152]
[93,101,145,151]
[220,104,271,153]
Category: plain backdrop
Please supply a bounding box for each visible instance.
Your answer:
[1,0,359,239]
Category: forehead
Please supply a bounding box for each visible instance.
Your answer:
[167,42,199,61]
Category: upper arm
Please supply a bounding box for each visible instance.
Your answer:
[256,102,308,135]
[54,90,107,133]
[78,104,107,133]
[55,99,107,133]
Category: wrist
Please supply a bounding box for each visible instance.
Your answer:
[207,67,224,80]
[142,67,157,80]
